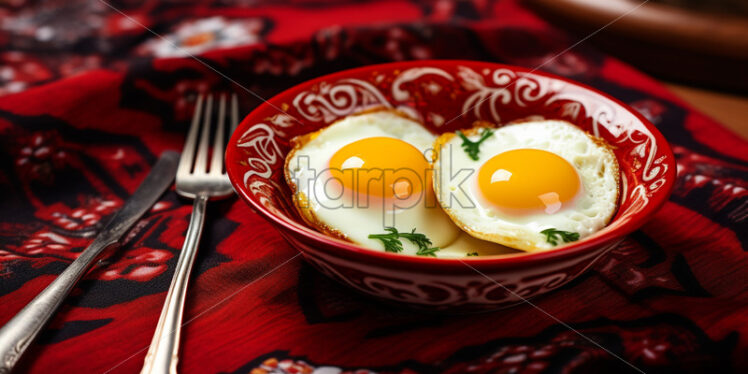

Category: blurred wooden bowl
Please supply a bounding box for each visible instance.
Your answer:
[524,0,748,92]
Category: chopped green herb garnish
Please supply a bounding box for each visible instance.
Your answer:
[398,228,434,252]
[466,252,479,257]
[541,228,580,246]
[369,227,440,256]
[416,246,440,257]
[457,128,494,160]
[368,227,404,253]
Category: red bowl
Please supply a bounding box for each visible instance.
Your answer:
[226,60,676,312]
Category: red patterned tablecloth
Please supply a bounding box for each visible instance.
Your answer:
[1,1,746,373]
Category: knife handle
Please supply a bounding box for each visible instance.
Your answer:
[0,151,179,373]
[0,237,113,373]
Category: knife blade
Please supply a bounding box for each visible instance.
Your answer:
[0,151,180,373]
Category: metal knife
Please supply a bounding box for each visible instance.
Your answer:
[0,151,180,373]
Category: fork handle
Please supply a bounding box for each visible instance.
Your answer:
[141,193,208,374]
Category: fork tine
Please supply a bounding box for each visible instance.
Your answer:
[193,95,213,174]
[177,94,204,177]
[230,94,239,135]
[210,94,227,175]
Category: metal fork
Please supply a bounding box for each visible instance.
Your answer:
[141,94,237,374]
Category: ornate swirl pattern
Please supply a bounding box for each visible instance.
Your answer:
[296,247,608,309]
[391,66,454,101]
[292,78,391,123]
[248,179,281,214]
[237,123,283,185]
[265,113,299,136]
[457,66,549,123]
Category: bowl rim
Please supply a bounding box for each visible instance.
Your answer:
[226,60,676,269]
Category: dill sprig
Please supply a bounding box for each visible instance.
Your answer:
[540,228,580,246]
[368,227,404,253]
[457,128,494,160]
[466,252,479,257]
[416,246,440,257]
[369,227,440,256]
[398,228,434,251]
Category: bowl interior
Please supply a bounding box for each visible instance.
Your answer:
[226,60,675,260]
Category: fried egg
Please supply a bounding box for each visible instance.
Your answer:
[285,109,518,257]
[432,120,619,251]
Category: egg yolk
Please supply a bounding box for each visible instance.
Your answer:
[477,149,580,213]
[329,137,429,199]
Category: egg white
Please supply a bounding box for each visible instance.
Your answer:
[432,120,620,251]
